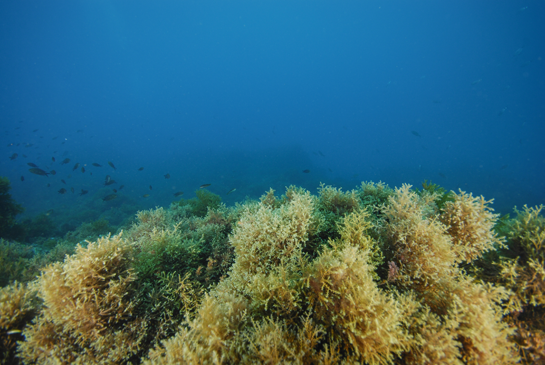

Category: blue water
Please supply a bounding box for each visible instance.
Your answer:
[1,1,543,228]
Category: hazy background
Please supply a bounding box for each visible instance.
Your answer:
[1,0,543,228]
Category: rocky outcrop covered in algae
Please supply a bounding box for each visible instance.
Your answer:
[1,182,544,364]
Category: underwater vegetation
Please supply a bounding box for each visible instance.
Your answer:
[0,181,543,364]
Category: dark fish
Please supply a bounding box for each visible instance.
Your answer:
[302,169,310,173]
[164,173,170,179]
[104,180,116,186]
[9,153,17,160]
[411,131,421,137]
[142,194,150,198]
[80,189,88,196]
[81,167,85,173]
[226,188,236,195]
[138,167,144,171]
[174,191,184,197]
[50,170,56,175]
[438,172,446,178]
[102,194,117,201]
[20,176,24,182]
[27,162,38,167]
[92,163,101,167]
[58,188,67,194]
[70,187,75,193]
[61,179,66,184]
[32,129,38,132]
[318,151,325,157]
[72,163,80,171]
[47,183,50,187]
[113,189,117,193]
[77,129,83,133]
[22,154,27,157]
[52,157,55,162]
[200,184,211,188]
[149,185,152,190]
[500,164,508,170]
[28,168,49,176]
[61,158,70,165]
[119,185,124,190]
[108,161,116,170]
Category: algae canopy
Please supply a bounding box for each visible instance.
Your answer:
[1,181,544,364]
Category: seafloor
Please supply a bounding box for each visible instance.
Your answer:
[1,181,544,364]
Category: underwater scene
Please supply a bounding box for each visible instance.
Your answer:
[0,1,544,364]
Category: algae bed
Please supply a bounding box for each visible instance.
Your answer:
[1,180,544,364]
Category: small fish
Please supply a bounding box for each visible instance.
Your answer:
[318,151,325,157]
[108,161,116,170]
[50,170,56,175]
[80,189,88,196]
[104,179,116,186]
[119,185,125,190]
[9,153,18,160]
[302,169,310,173]
[438,172,446,178]
[138,167,144,171]
[20,176,24,181]
[500,164,508,170]
[174,191,184,197]
[200,184,211,189]
[164,173,170,179]
[27,162,38,167]
[81,167,85,173]
[102,194,117,201]
[149,185,153,190]
[61,179,66,184]
[142,194,150,198]
[44,209,54,215]
[32,129,38,132]
[113,189,117,193]
[92,163,101,167]
[7,330,22,335]
[47,183,50,187]
[471,79,482,85]
[58,188,67,194]
[70,187,75,193]
[61,158,70,165]
[52,157,55,162]
[28,168,49,176]
[72,163,80,171]
[411,131,421,137]
[226,188,236,195]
